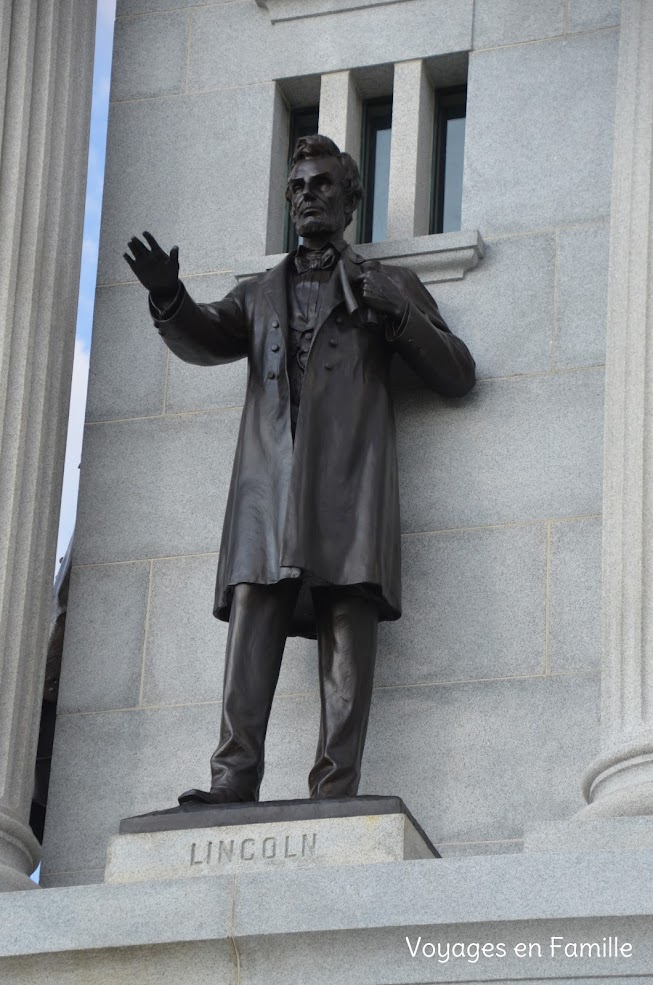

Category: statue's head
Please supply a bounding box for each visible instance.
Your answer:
[286,134,363,240]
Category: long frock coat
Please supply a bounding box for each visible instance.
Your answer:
[150,245,475,638]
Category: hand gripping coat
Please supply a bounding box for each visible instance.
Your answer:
[150,245,476,639]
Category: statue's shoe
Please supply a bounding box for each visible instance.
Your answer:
[177,786,254,806]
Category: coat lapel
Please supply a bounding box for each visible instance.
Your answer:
[341,243,365,261]
[259,245,366,341]
[341,244,367,275]
[313,259,345,332]
[313,243,366,332]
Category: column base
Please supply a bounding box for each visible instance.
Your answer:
[524,740,653,853]
[0,863,38,892]
[0,809,41,892]
[581,738,653,815]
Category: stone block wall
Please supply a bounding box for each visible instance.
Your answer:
[41,0,620,886]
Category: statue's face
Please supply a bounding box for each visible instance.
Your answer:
[287,156,347,239]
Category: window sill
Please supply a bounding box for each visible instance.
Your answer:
[235,229,485,285]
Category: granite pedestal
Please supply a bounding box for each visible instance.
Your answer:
[107,796,439,884]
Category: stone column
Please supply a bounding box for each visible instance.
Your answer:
[318,70,362,245]
[581,0,653,818]
[0,0,95,890]
[386,59,434,240]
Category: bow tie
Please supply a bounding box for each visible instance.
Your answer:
[294,245,338,274]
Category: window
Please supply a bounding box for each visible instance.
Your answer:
[284,105,320,252]
[431,86,466,234]
[359,97,393,244]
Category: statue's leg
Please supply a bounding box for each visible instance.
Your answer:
[308,589,379,798]
[202,580,300,802]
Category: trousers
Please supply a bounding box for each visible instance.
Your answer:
[209,579,379,799]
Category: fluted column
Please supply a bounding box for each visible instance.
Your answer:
[0,0,95,890]
[581,0,653,818]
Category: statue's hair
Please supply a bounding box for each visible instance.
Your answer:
[286,133,363,227]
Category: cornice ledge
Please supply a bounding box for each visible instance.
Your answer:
[235,230,485,285]
[254,0,414,23]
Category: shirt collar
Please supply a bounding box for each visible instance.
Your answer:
[293,237,347,273]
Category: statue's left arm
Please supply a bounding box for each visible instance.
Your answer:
[357,264,475,397]
[390,269,475,397]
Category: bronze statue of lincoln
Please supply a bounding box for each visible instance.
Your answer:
[124,134,475,806]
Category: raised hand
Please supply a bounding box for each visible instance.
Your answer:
[123,231,180,300]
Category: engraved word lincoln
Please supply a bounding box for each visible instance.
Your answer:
[124,134,475,806]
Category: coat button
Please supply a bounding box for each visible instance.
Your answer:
[271,343,280,352]
[324,362,333,370]
[336,316,344,325]
[329,338,337,347]
[301,345,310,354]
[267,370,276,380]
[272,320,279,328]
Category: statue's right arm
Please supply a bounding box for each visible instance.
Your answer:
[123,232,248,367]
[149,281,249,367]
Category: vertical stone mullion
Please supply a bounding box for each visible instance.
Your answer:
[318,70,363,158]
[318,70,362,244]
[265,83,291,255]
[581,0,653,816]
[386,59,434,241]
[0,0,95,891]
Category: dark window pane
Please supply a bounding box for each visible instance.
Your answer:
[431,87,467,234]
[442,115,466,232]
[360,98,393,244]
[371,125,391,242]
[285,106,320,252]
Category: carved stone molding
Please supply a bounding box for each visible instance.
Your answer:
[235,229,485,285]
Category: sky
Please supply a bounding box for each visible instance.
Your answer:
[55,0,117,568]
